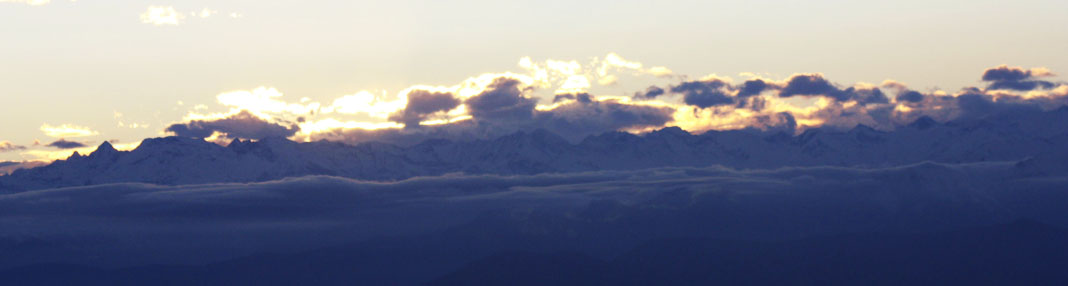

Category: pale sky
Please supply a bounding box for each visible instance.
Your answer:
[2,0,1067,162]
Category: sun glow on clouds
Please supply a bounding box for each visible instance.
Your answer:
[519,53,674,94]
[193,8,217,18]
[140,6,183,26]
[40,124,98,138]
[216,87,321,118]
[322,91,406,118]
[162,54,1068,146]
[140,6,237,26]
[172,53,877,142]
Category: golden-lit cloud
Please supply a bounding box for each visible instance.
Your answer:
[40,124,98,138]
[297,118,402,139]
[114,112,150,129]
[595,53,673,85]
[216,87,320,118]
[519,52,670,94]
[165,55,1068,147]
[322,91,406,118]
[140,6,183,26]
[192,8,217,18]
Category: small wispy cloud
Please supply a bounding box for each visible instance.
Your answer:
[45,138,87,149]
[140,6,243,26]
[40,124,98,138]
[0,141,27,152]
[0,0,52,6]
[140,6,183,26]
[192,8,216,18]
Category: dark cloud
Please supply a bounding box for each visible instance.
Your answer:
[671,79,734,108]
[987,80,1056,91]
[951,90,1048,120]
[982,65,1042,82]
[166,110,300,140]
[779,74,846,100]
[0,141,26,152]
[46,139,86,149]
[553,93,593,103]
[842,86,890,104]
[982,65,1056,91]
[898,90,925,103]
[736,79,774,98]
[779,74,889,104]
[465,77,537,121]
[534,98,674,140]
[633,86,666,100]
[742,112,797,134]
[389,90,461,127]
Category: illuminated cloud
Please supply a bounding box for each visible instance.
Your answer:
[193,8,217,18]
[595,53,674,86]
[216,87,320,117]
[0,141,27,152]
[40,124,98,138]
[140,6,183,26]
[517,52,671,95]
[166,110,300,140]
[46,139,87,149]
[323,91,404,118]
[114,112,149,129]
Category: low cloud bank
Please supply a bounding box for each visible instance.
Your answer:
[2,160,1067,269]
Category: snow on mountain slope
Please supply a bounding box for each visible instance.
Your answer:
[2,108,1067,192]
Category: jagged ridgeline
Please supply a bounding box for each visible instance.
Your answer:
[3,107,1068,192]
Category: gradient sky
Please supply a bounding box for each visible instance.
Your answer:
[2,0,1067,162]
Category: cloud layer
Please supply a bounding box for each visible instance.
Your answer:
[2,160,1067,269]
[151,55,1067,149]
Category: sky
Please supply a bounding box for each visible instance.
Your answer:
[2,0,1068,162]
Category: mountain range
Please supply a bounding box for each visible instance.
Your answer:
[4,107,1068,192]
